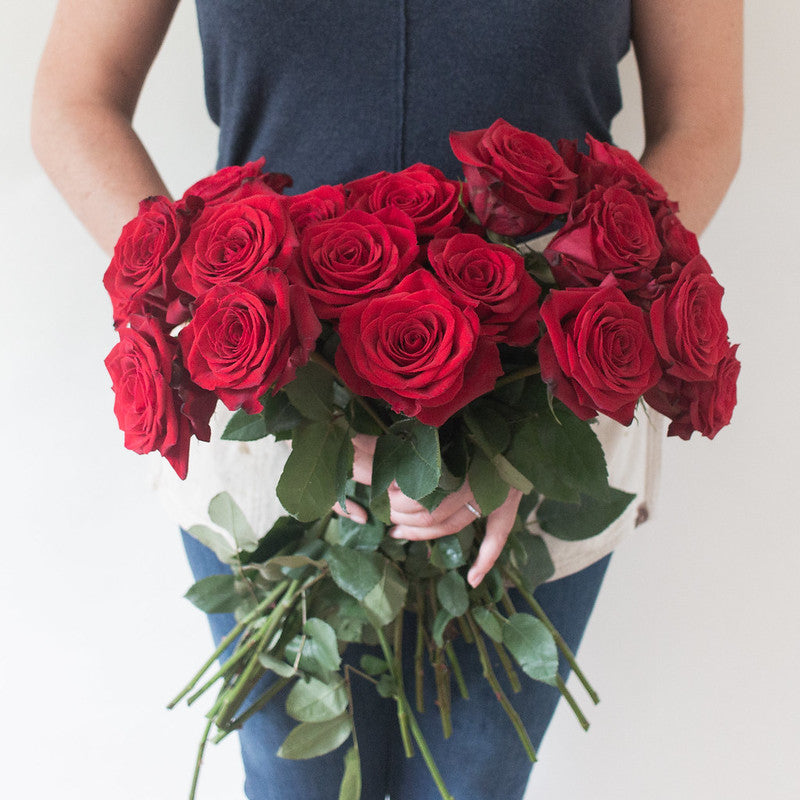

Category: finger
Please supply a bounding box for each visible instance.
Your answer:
[332,499,368,525]
[467,488,523,588]
[352,433,377,456]
[390,503,479,541]
[387,479,479,522]
[351,434,377,485]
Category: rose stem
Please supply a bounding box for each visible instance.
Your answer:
[188,715,214,800]
[433,647,452,739]
[342,666,362,768]
[506,570,599,705]
[391,610,413,756]
[212,676,293,743]
[493,364,541,390]
[186,634,260,705]
[214,578,302,729]
[500,588,517,617]
[465,611,537,763]
[444,641,469,700]
[308,352,391,434]
[375,627,454,800]
[455,613,474,644]
[490,639,522,693]
[415,596,426,713]
[555,675,590,731]
[168,580,288,709]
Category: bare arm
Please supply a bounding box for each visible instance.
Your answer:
[633,0,743,235]
[31,0,180,254]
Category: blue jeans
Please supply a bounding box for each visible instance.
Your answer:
[182,531,610,800]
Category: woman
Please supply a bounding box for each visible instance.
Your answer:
[31,2,742,798]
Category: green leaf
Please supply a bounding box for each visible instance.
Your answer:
[257,653,297,678]
[183,574,242,614]
[436,571,469,617]
[334,433,355,511]
[221,408,267,441]
[286,676,348,723]
[430,534,466,570]
[208,492,259,552]
[471,606,503,643]
[186,524,237,564]
[303,618,342,672]
[277,713,351,760]
[359,654,389,676]
[537,489,636,541]
[334,514,385,551]
[361,558,408,628]
[283,360,335,422]
[502,613,559,685]
[463,403,511,456]
[432,608,453,647]
[326,546,384,601]
[512,533,555,591]
[491,453,535,494]
[261,391,305,435]
[376,674,397,698]
[372,419,441,500]
[277,422,349,521]
[468,449,511,515]
[239,516,307,566]
[369,489,392,526]
[338,746,362,800]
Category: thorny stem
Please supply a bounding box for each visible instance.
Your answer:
[212,676,293,743]
[188,716,214,800]
[493,364,541,390]
[555,675,591,731]
[444,641,469,700]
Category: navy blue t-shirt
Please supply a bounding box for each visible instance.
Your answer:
[194,1,631,192]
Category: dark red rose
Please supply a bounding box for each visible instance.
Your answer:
[654,207,700,267]
[104,315,215,479]
[290,207,419,319]
[545,183,662,291]
[345,164,463,237]
[287,185,347,237]
[450,119,577,237]
[182,158,292,205]
[178,277,321,413]
[335,269,503,426]
[174,194,298,299]
[427,232,541,346]
[103,196,191,328]
[645,343,740,439]
[649,255,729,382]
[538,277,662,424]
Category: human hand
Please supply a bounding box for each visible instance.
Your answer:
[331,433,377,524]
[388,479,523,588]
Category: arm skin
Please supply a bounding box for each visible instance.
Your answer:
[31,0,743,587]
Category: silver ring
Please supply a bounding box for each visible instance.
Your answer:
[464,502,481,517]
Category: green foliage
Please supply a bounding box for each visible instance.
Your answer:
[338,747,362,800]
[286,676,348,723]
[183,574,243,614]
[372,419,441,500]
[208,492,260,552]
[471,606,503,643]
[277,714,352,760]
[502,613,559,685]
[436,571,469,617]
[537,489,636,541]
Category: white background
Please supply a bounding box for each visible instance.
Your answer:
[1,3,798,798]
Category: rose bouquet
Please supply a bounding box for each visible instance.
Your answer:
[103,119,739,800]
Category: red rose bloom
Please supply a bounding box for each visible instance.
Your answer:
[538,277,662,424]
[428,232,541,346]
[645,343,740,439]
[104,315,215,479]
[545,183,662,291]
[335,270,503,426]
[287,185,347,237]
[290,207,419,319]
[174,194,298,298]
[649,255,729,382]
[182,158,292,205]
[346,164,463,237]
[103,196,191,328]
[450,119,577,237]
[178,277,321,413]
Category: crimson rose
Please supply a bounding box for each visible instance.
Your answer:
[538,277,662,424]
[178,276,321,414]
[287,185,347,237]
[182,158,292,205]
[290,207,418,319]
[335,269,502,426]
[450,119,577,237]
[428,232,540,346]
[346,164,463,237]
[104,315,215,479]
[174,194,298,299]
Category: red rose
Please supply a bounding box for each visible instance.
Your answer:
[103,196,191,328]
[428,232,541,346]
[182,158,292,205]
[290,207,419,319]
[104,315,215,479]
[450,119,577,237]
[645,343,740,439]
[345,164,463,237]
[335,269,503,426]
[649,255,729,382]
[538,277,662,424]
[174,194,298,298]
[178,277,321,413]
[545,183,662,291]
[287,185,347,237]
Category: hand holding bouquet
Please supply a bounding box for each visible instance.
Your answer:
[103,119,739,800]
